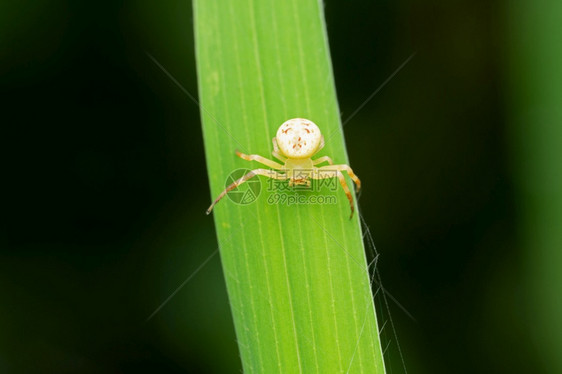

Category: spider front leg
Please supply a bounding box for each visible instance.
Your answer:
[313,156,333,166]
[206,168,287,214]
[235,150,284,169]
[312,169,356,219]
[271,137,287,162]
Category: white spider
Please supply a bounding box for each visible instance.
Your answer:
[206,118,361,218]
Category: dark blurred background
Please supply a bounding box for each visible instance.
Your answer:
[1,0,559,373]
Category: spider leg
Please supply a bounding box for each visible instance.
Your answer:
[312,155,334,166]
[317,164,361,192]
[206,168,287,214]
[271,137,287,162]
[236,150,284,169]
[312,135,326,156]
[311,169,355,219]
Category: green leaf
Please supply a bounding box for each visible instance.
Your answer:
[507,0,562,371]
[194,0,386,372]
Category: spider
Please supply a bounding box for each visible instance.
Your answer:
[206,118,361,218]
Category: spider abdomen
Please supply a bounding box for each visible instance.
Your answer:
[276,118,322,159]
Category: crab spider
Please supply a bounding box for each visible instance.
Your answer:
[206,118,361,218]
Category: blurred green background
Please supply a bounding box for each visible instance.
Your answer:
[1,0,560,373]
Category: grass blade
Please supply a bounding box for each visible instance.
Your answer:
[194,1,386,372]
[507,0,562,371]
